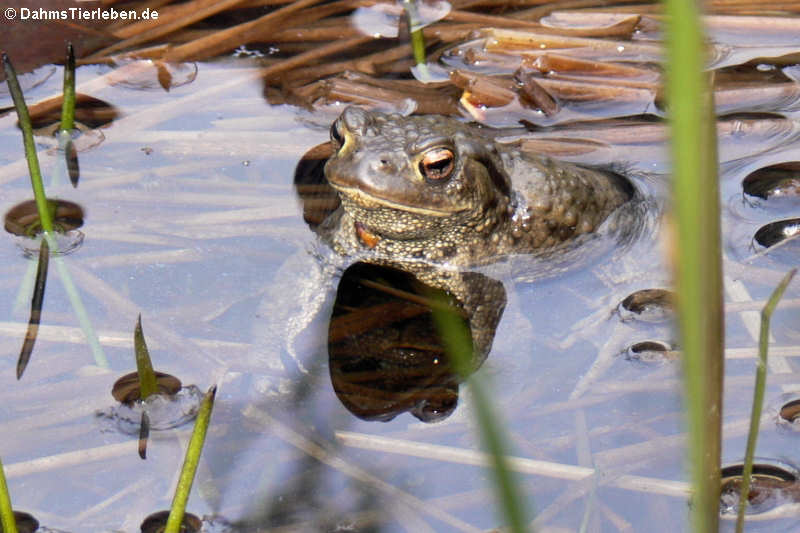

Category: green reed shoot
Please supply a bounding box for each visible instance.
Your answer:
[663,0,724,531]
[59,43,76,133]
[402,0,427,67]
[3,53,54,234]
[164,385,217,533]
[736,268,797,532]
[5,51,107,374]
[432,304,528,533]
[0,455,18,533]
[134,315,159,400]
[58,43,79,188]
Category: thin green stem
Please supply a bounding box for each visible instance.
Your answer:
[59,43,76,133]
[735,268,797,532]
[402,0,427,66]
[164,386,217,533]
[0,456,18,533]
[2,53,54,234]
[134,315,159,400]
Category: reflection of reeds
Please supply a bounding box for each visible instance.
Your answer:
[16,239,49,379]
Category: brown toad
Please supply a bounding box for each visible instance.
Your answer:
[323,106,633,265]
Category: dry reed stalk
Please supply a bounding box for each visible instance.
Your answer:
[231,0,376,39]
[517,137,606,156]
[105,0,182,30]
[161,0,336,62]
[141,28,215,45]
[93,0,250,56]
[514,69,560,114]
[259,35,374,78]
[545,72,660,90]
[524,53,659,80]
[576,3,662,14]
[634,13,800,42]
[484,28,662,59]
[279,20,484,85]
[336,431,693,497]
[235,0,298,6]
[308,77,461,115]
[541,10,641,26]
[444,10,550,29]
[450,69,517,107]
[270,21,362,43]
[281,37,428,84]
[525,76,656,103]
[517,0,650,20]
[714,83,800,114]
[449,10,642,38]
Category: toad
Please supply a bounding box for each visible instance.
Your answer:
[322,106,633,266]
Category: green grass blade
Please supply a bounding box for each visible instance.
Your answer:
[662,1,724,532]
[59,43,76,133]
[735,268,797,532]
[0,455,18,533]
[432,305,529,533]
[134,315,159,400]
[2,53,54,235]
[164,385,217,533]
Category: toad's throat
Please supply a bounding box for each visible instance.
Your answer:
[330,183,468,217]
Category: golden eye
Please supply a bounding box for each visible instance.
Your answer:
[419,147,455,182]
[330,120,344,148]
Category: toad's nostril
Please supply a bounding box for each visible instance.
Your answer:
[372,158,393,172]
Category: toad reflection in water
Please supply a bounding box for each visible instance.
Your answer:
[327,262,505,423]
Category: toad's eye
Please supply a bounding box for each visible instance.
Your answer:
[419,147,455,182]
[330,120,344,148]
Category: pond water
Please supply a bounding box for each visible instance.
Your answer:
[0,22,799,533]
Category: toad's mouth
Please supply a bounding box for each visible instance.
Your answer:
[330,183,467,217]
